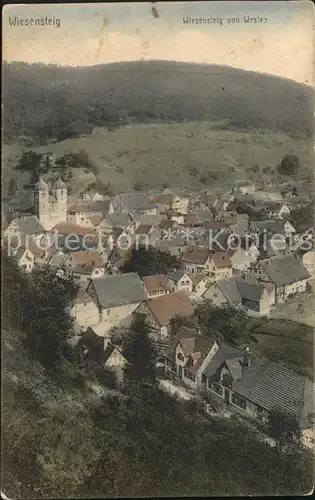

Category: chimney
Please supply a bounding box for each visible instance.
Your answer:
[243,345,251,368]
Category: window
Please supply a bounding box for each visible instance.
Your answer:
[184,369,196,382]
[212,382,223,396]
[232,393,247,410]
[106,309,110,316]
[177,352,184,361]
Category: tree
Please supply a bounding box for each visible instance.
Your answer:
[169,314,197,337]
[195,301,248,344]
[122,313,157,388]
[7,177,18,197]
[120,246,180,278]
[21,266,78,371]
[289,202,313,231]
[278,154,300,176]
[133,181,145,192]
[15,151,43,184]
[267,407,301,447]
[1,250,28,329]
[44,154,51,172]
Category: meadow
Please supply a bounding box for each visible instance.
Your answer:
[3,121,313,196]
[247,317,313,380]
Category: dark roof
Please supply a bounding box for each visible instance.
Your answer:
[258,254,310,285]
[208,277,267,306]
[182,248,211,265]
[250,220,291,235]
[203,342,246,378]
[146,291,194,327]
[236,279,266,302]
[10,190,35,212]
[165,326,216,373]
[203,342,314,429]
[167,269,188,282]
[16,216,45,235]
[105,212,133,228]
[74,287,94,304]
[103,343,126,365]
[119,193,156,211]
[259,200,287,211]
[89,272,148,308]
[233,359,313,429]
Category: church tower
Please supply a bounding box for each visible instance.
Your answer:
[34,175,50,229]
[53,175,68,224]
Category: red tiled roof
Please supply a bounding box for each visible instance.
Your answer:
[182,248,211,265]
[211,251,232,268]
[68,250,103,268]
[136,224,152,235]
[52,222,95,237]
[143,275,170,293]
[147,291,194,327]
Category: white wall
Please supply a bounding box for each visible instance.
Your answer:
[100,301,143,326]
[71,301,100,328]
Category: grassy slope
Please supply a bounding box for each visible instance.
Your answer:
[246,318,313,380]
[3,122,313,195]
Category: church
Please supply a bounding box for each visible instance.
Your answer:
[34,175,68,229]
[8,175,68,230]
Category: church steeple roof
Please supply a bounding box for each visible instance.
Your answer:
[35,175,49,191]
[54,174,66,190]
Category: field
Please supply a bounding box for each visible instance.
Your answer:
[3,121,313,196]
[247,317,313,380]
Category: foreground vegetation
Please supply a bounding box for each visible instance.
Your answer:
[1,251,313,497]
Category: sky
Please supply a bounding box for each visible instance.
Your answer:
[2,1,314,84]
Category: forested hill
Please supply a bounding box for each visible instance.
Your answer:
[3,60,314,142]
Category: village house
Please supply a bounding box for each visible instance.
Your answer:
[103,342,128,382]
[74,327,128,382]
[259,201,291,220]
[66,250,105,281]
[142,275,171,298]
[70,287,100,329]
[249,220,296,243]
[158,234,191,257]
[203,276,275,315]
[86,272,148,334]
[111,193,157,216]
[46,249,70,272]
[167,269,193,294]
[208,251,233,280]
[234,180,256,195]
[190,273,211,301]
[67,199,112,227]
[12,246,36,272]
[4,215,45,243]
[137,291,194,340]
[213,192,234,215]
[79,189,107,201]
[181,248,212,275]
[156,188,190,215]
[230,248,253,273]
[201,344,314,443]
[302,250,315,279]
[98,212,135,235]
[158,218,178,237]
[251,253,310,303]
[135,224,161,247]
[164,326,219,389]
